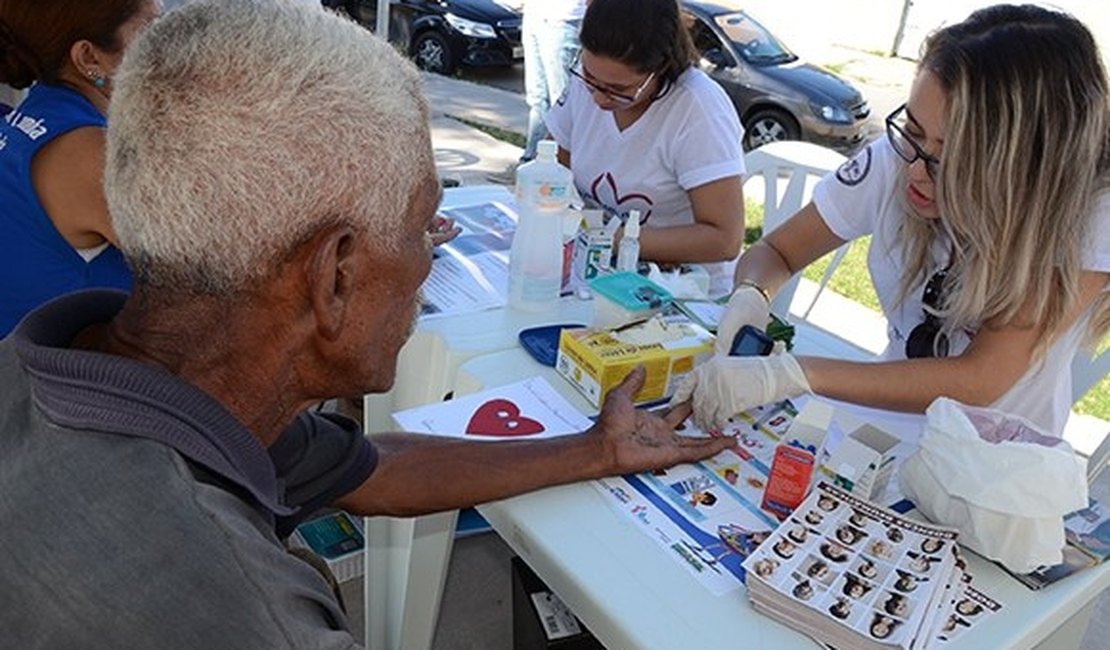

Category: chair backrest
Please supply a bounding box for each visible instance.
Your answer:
[743,141,847,317]
[1071,346,1109,404]
[1086,430,1109,484]
[1070,345,1108,484]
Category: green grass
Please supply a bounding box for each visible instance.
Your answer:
[451,116,526,148]
[744,198,1109,420]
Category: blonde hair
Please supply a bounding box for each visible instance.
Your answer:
[898,4,1109,354]
[105,0,433,295]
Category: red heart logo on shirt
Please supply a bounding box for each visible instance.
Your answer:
[589,172,654,222]
[465,399,546,437]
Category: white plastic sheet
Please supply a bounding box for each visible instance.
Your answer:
[899,398,1088,573]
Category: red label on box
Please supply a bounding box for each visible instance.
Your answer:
[761,444,816,519]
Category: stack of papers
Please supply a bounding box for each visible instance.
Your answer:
[742,482,999,648]
[1009,498,1109,590]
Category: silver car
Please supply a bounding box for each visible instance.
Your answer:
[683,2,870,152]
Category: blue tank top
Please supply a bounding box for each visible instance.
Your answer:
[0,84,132,337]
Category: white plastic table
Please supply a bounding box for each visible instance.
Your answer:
[360,267,887,650]
[456,346,1109,650]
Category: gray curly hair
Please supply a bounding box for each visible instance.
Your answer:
[105,0,432,295]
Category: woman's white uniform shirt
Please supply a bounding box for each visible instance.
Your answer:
[545,66,746,297]
[812,139,1110,435]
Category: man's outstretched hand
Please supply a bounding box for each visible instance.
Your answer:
[588,366,737,476]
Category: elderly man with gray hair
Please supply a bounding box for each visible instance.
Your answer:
[0,0,735,646]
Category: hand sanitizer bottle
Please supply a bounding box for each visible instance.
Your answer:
[615,210,641,273]
[509,140,573,311]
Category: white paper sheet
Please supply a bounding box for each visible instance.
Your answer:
[392,376,593,440]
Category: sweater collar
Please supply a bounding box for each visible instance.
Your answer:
[10,290,292,517]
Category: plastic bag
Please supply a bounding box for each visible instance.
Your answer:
[645,262,709,300]
[898,398,1088,573]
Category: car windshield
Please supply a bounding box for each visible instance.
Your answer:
[714,12,796,65]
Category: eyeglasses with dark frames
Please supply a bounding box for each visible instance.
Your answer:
[567,50,655,107]
[885,103,941,181]
[904,268,950,359]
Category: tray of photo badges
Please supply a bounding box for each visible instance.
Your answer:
[741,482,1001,650]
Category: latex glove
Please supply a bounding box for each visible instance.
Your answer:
[714,285,771,356]
[670,353,811,431]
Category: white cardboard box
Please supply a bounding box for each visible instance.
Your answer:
[289,511,365,583]
[825,423,900,500]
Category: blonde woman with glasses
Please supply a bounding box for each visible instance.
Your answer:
[544,0,746,297]
[674,4,1109,436]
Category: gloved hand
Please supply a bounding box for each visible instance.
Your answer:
[670,353,811,431]
[714,285,771,356]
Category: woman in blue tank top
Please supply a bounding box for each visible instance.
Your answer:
[0,0,161,336]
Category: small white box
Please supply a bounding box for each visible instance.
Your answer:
[289,511,365,583]
[825,423,900,500]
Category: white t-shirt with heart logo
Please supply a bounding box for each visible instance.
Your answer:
[545,66,746,297]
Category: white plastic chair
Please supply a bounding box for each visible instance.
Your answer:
[742,141,849,318]
[1069,348,1109,483]
[1071,347,1109,404]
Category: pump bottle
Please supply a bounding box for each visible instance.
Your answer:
[615,209,642,273]
[508,140,573,311]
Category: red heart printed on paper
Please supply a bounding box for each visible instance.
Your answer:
[465,399,546,437]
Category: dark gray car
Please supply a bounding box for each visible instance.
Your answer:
[682,2,870,152]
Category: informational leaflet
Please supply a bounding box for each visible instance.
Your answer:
[594,401,800,595]
[420,201,518,319]
[420,250,510,318]
[1008,498,1109,589]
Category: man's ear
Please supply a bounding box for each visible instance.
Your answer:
[305,225,358,342]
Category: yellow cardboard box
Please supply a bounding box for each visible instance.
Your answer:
[554,322,713,407]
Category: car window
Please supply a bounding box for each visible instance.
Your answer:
[714,12,796,65]
[682,11,736,68]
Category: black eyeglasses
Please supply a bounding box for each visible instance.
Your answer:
[885,104,940,181]
[905,269,949,358]
[567,50,655,107]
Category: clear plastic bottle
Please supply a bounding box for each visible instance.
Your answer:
[615,209,641,273]
[509,140,573,311]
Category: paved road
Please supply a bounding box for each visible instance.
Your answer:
[455,63,525,95]
[448,47,912,149]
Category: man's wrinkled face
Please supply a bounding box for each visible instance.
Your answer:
[353,172,439,392]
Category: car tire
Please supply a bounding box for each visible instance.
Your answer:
[743,108,800,150]
[412,31,456,75]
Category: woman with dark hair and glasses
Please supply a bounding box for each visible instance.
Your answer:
[0,0,162,336]
[675,4,1109,436]
[544,0,746,297]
